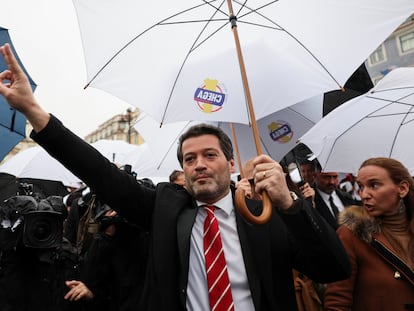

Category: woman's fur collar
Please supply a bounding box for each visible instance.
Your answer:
[338,205,380,243]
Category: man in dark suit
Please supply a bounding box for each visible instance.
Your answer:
[0,43,351,311]
[314,169,361,230]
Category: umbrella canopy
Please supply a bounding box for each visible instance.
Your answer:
[72,0,414,126]
[91,139,145,164]
[90,139,158,177]
[0,146,82,187]
[0,27,37,161]
[73,0,414,224]
[134,96,322,175]
[298,67,414,175]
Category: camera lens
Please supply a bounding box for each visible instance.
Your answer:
[32,220,52,241]
[23,211,63,248]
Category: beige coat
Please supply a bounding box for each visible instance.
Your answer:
[324,206,414,311]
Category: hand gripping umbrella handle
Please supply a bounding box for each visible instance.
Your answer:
[226,3,272,225]
[235,188,272,225]
[230,123,273,225]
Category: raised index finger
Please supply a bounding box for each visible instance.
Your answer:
[0,43,24,74]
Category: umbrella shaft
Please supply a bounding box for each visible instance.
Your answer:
[227,12,262,155]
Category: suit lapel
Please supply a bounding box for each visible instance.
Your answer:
[177,201,198,305]
[315,191,338,229]
[235,197,272,311]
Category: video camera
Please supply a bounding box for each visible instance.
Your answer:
[0,187,67,250]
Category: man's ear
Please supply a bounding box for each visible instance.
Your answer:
[229,158,236,173]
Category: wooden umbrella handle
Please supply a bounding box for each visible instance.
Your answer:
[226,3,273,224]
[235,187,273,225]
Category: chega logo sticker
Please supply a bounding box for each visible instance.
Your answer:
[268,121,293,143]
[194,79,226,113]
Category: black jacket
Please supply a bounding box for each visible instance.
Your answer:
[32,115,351,311]
[314,189,361,230]
[0,239,80,311]
[82,224,149,311]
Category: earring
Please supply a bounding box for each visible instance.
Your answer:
[398,198,406,214]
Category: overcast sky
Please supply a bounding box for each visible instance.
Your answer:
[0,0,134,137]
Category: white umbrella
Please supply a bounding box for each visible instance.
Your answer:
[298,67,414,175]
[91,139,145,164]
[73,0,414,223]
[0,146,82,187]
[72,0,413,127]
[90,139,160,177]
[134,96,322,175]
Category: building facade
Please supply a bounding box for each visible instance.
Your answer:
[366,14,414,84]
[0,108,144,165]
[83,108,144,145]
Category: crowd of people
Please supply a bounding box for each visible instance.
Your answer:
[1,41,414,311]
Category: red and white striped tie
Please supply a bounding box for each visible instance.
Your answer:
[203,205,234,311]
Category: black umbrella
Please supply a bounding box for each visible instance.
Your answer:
[282,63,374,168]
[0,173,70,202]
[323,63,374,116]
[0,172,18,201]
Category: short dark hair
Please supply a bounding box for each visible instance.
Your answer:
[177,123,233,166]
[299,159,315,168]
[169,170,184,183]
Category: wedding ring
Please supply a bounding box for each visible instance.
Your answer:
[263,171,267,178]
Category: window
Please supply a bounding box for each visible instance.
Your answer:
[372,75,383,85]
[368,45,386,66]
[399,32,414,53]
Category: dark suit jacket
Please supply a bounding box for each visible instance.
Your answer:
[32,115,351,311]
[314,189,361,230]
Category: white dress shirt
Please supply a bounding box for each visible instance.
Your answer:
[317,189,345,217]
[186,191,255,311]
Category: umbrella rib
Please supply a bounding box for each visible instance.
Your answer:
[202,0,231,17]
[238,20,283,31]
[370,86,414,95]
[389,105,414,158]
[328,91,414,161]
[367,91,414,158]
[156,121,193,170]
[233,0,283,30]
[232,0,343,89]
[161,0,229,124]
[366,90,414,108]
[234,0,279,20]
[190,22,230,53]
[235,0,249,16]
[84,1,228,88]
[286,106,316,124]
[159,18,229,25]
[326,107,385,168]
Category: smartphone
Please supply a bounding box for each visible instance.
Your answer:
[287,162,305,187]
